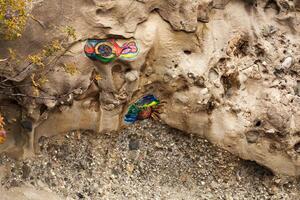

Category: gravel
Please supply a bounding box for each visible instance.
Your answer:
[0,120,300,200]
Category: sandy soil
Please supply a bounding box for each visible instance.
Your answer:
[0,120,300,200]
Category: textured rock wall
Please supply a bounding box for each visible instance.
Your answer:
[0,0,300,176]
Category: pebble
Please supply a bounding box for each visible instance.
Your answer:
[245,131,259,143]
[0,120,297,199]
[125,70,139,82]
[128,138,139,150]
[281,56,293,69]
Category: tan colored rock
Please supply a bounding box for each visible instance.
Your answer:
[0,0,300,176]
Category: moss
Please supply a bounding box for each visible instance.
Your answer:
[4,48,21,70]
[62,63,78,75]
[30,73,48,96]
[94,73,102,81]
[31,73,48,86]
[0,0,31,40]
[28,54,44,67]
[42,40,63,57]
[27,40,63,67]
[7,48,17,60]
[64,26,77,40]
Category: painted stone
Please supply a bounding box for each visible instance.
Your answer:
[124,95,160,124]
[84,39,139,63]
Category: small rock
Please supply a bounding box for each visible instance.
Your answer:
[73,88,83,95]
[245,131,259,143]
[210,181,218,189]
[274,178,281,184]
[163,73,172,83]
[125,70,139,82]
[200,88,209,95]
[129,139,139,150]
[44,100,57,109]
[262,61,267,66]
[77,192,84,199]
[281,56,293,69]
[21,163,31,179]
[126,164,135,174]
[145,67,154,76]
[268,185,279,195]
[294,142,300,153]
[82,99,91,108]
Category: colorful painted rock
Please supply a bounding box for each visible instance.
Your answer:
[0,130,6,144]
[84,39,139,63]
[124,95,160,124]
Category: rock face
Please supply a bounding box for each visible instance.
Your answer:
[0,0,300,176]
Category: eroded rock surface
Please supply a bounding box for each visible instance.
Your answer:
[0,0,300,176]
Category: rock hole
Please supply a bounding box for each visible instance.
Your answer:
[220,72,241,97]
[183,50,192,55]
[40,104,48,115]
[96,9,102,15]
[105,34,125,40]
[255,120,262,127]
[294,142,300,153]
[125,68,131,73]
[206,97,217,113]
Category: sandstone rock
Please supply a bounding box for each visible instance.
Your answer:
[0,0,300,176]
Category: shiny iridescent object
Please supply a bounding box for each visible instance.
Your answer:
[124,95,160,124]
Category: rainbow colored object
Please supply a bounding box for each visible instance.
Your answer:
[0,130,6,144]
[124,95,160,124]
[84,39,139,63]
